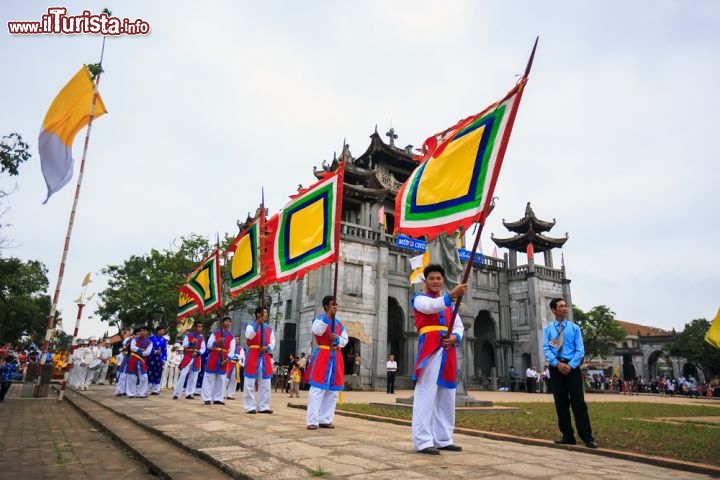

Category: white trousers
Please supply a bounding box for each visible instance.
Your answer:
[201,372,226,402]
[115,372,127,395]
[226,374,238,398]
[127,372,148,397]
[243,377,271,412]
[82,366,95,388]
[161,365,178,389]
[411,348,456,451]
[306,387,339,426]
[173,364,200,397]
[96,363,109,384]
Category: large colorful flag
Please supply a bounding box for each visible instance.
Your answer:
[181,248,222,314]
[265,163,344,283]
[394,77,529,241]
[705,307,720,349]
[39,66,107,204]
[226,211,266,296]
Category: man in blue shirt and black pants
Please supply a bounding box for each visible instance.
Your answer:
[542,298,598,449]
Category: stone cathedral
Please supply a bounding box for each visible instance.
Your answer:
[256,129,571,391]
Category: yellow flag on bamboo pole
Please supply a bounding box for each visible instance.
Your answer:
[704,307,720,349]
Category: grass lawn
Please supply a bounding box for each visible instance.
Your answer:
[337,402,720,466]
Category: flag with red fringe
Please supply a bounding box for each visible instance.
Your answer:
[265,162,344,283]
[177,288,199,320]
[180,247,222,314]
[395,78,529,241]
[226,209,267,296]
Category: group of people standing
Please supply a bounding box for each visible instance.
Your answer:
[58,264,598,456]
[67,337,114,390]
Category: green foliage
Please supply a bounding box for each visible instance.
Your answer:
[572,305,627,361]
[0,257,51,344]
[668,318,720,377]
[0,133,30,177]
[96,233,254,340]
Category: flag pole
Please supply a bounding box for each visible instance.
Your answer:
[40,57,106,389]
[448,36,538,329]
[332,141,346,300]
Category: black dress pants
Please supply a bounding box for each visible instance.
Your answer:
[387,371,396,394]
[549,366,594,442]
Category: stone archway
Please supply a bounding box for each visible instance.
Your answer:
[387,297,405,373]
[473,310,496,377]
[647,350,672,378]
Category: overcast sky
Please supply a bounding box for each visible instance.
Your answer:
[2,1,718,339]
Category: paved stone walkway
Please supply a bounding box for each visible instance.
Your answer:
[58,385,719,479]
[0,383,157,479]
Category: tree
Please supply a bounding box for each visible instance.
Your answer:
[0,257,52,344]
[96,233,251,340]
[0,132,31,251]
[573,305,627,361]
[0,133,30,176]
[668,319,720,378]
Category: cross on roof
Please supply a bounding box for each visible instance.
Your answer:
[386,128,398,146]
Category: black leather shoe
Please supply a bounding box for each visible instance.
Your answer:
[213,401,225,405]
[172,395,178,400]
[554,438,576,445]
[418,447,440,455]
[258,409,273,414]
[186,395,193,399]
[438,444,462,452]
[204,401,211,405]
[246,410,256,414]
[584,440,599,449]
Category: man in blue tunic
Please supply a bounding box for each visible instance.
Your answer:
[147,325,168,395]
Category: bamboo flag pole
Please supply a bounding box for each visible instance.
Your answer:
[40,38,108,378]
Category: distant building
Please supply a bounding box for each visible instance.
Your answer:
[586,320,696,381]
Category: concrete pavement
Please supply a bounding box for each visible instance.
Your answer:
[48,385,720,479]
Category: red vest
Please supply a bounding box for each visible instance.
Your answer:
[206,329,233,374]
[412,293,458,388]
[305,315,345,391]
[179,332,204,371]
[127,337,151,375]
[245,323,272,379]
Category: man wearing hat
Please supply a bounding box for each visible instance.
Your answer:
[243,307,275,414]
[81,337,99,390]
[95,339,113,385]
[162,342,181,390]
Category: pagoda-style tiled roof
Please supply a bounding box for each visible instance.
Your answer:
[617,320,674,337]
[491,229,568,253]
[492,202,567,253]
[503,202,556,233]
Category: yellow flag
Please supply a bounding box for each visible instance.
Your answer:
[408,251,430,285]
[82,272,92,286]
[704,307,720,349]
[40,66,107,203]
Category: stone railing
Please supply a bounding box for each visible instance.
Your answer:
[535,265,565,280]
[508,264,564,280]
[341,222,387,242]
[508,266,528,279]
